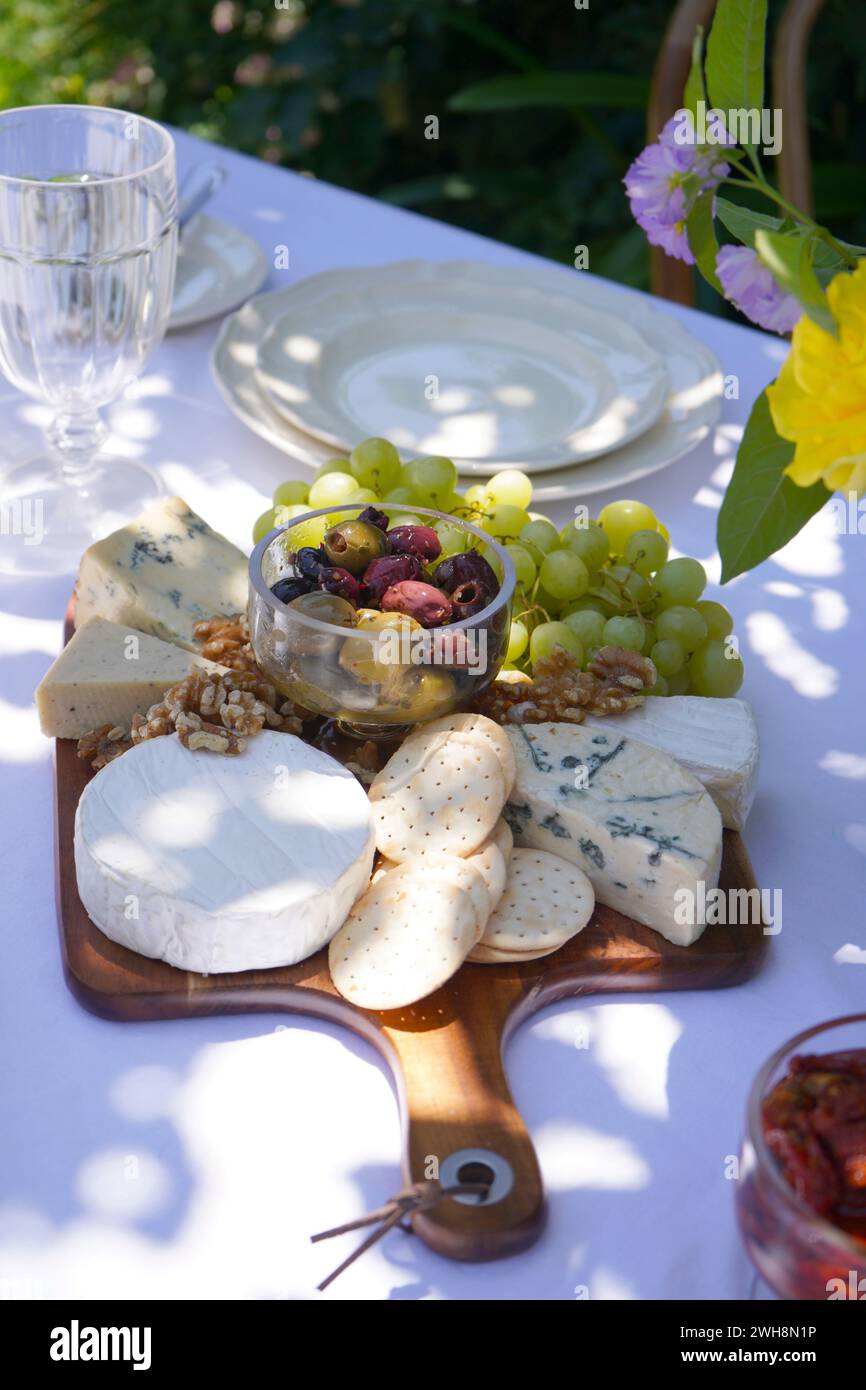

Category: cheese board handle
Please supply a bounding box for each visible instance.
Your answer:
[381,988,545,1261]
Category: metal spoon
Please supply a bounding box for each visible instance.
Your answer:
[177,161,227,235]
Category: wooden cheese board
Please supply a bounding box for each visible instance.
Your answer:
[54,601,768,1265]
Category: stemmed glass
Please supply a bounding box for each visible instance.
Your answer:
[0,105,177,575]
[249,504,515,740]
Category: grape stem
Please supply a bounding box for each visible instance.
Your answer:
[516,598,551,627]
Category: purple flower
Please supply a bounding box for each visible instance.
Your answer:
[624,115,731,263]
[715,245,802,334]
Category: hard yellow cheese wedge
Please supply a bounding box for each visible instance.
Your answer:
[36,616,224,739]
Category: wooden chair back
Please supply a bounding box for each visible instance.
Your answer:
[646,0,828,305]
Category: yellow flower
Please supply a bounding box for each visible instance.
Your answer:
[766,259,866,493]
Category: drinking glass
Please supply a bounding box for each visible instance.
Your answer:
[0,105,177,575]
[736,1014,866,1300]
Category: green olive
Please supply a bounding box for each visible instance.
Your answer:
[388,668,456,722]
[287,591,357,627]
[322,519,389,575]
[339,611,421,685]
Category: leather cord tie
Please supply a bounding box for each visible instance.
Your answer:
[311,1178,490,1291]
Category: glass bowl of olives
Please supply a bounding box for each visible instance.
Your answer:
[248,503,515,736]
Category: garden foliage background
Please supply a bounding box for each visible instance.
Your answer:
[2,0,864,315]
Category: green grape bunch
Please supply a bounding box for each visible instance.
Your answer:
[251,439,745,700]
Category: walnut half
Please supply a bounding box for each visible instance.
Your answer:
[77,724,134,771]
[77,665,307,769]
[471,645,657,725]
[192,613,258,674]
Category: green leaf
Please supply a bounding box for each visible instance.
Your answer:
[810,237,866,287]
[717,391,831,583]
[441,10,539,73]
[448,72,649,113]
[754,228,836,335]
[683,26,707,121]
[716,196,783,246]
[716,196,865,288]
[687,191,723,293]
[705,0,768,147]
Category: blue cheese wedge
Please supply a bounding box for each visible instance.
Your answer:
[74,495,248,651]
[581,697,759,831]
[505,722,723,946]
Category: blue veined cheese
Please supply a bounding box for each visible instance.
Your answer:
[505,722,723,946]
[581,697,759,831]
[74,495,249,651]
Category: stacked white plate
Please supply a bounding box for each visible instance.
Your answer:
[211,260,723,500]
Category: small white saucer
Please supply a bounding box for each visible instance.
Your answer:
[169,214,269,331]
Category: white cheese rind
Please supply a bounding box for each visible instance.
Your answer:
[36,616,224,738]
[74,731,375,973]
[505,722,723,947]
[581,697,759,831]
[74,495,249,651]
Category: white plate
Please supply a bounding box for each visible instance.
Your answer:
[253,261,668,469]
[210,261,723,501]
[168,214,269,331]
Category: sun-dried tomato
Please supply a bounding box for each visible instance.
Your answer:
[763,1050,866,1239]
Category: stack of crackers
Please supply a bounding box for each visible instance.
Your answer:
[328,714,595,1009]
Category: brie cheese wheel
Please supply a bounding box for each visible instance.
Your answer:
[581,697,759,830]
[75,731,375,973]
[505,722,723,947]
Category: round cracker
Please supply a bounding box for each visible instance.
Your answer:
[372,852,491,940]
[468,838,507,914]
[468,941,560,965]
[328,864,478,1010]
[400,713,516,797]
[478,848,594,954]
[486,817,513,864]
[370,737,505,861]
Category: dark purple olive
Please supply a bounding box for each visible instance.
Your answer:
[450,579,491,620]
[271,575,315,605]
[387,524,442,564]
[317,565,362,606]
[296,546,325,580]
[362,552,423,603]
[432,549,498,595]
[357,505,390,534]
[381,579,453,628]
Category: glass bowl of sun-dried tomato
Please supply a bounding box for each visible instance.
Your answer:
[736,1015,866,1300]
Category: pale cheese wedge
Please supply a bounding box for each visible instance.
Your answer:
[36,616,225,738]
[580,697,759,831]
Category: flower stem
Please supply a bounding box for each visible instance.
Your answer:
[723,169,860,269]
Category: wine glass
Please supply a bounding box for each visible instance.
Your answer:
[0,105,177,576]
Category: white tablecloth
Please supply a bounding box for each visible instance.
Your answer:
[1,129,863,1302]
